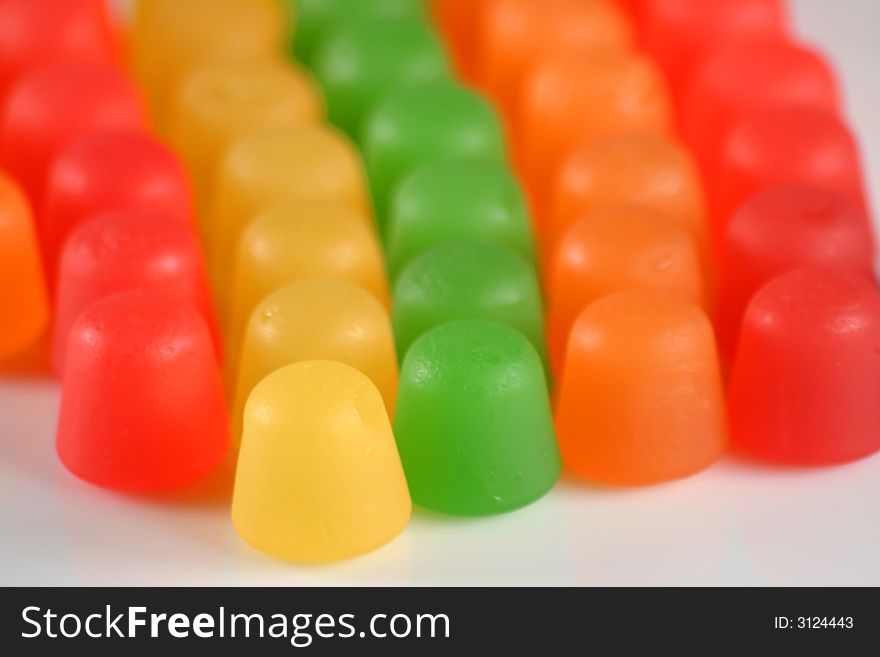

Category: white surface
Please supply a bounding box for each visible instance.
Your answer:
[2,0,880,587]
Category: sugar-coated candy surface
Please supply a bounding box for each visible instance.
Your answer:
[311,15,450,136]
[546,208,703,377]
[288,0,425,66]
[232,360,411,563]
[394,319,560,516]
[385,160,534,278]
[555,290,727,486]
[131,0,287,129]
[168,59,324,234]
[225,199,389,386]
[516,53,671,220]
[232,278,398,444]
[0,62,146,207]
[0,173,48,360]
[548,135,707,258]
[477,0,633,114]
[716,186,875,360]
[392,242,547,366]
[42,132,193,292]
[56,290,229,492]
[52,210,219,375]
[359,80,505,222]
[728,270,880,465]
[211,124,371,299]
[682,41,839,171]
[713,106,867,236]
[0,0,118,102]
[641,0,787,105]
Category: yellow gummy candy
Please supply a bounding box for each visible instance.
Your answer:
[131,0,288,129]
[211,125,372,301]
[224,199,389,386]
[167,58,324,237]
[231,360,411,563]
[232,277,399,445]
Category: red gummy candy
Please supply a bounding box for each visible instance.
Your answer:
[682,41,839,172]
[728,269,880,465]
[641,0,787,104]
[52,210,219,375]
[0,62,146,208]
[0,0,118,102]
[716,186,875,360]
[56,290,229,492]
[42,131,193,291]
[713,106,867,239]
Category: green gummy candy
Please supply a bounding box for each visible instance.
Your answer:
[386,159,535,278]
[312,16,450,137]
[288,0,425,66]
[394,319,561,516]
[392,241,548,370]
[360,80,506,226]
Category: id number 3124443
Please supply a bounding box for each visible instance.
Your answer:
[774,617,854,630]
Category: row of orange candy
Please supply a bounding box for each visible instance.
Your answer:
[433,0,880,477]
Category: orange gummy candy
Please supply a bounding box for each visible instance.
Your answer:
[548,135,708,261]
[477,0,632,114]
[546,207,703,376]
[516,53,671,222]
[0,173,48,360]
[555,290,727,486]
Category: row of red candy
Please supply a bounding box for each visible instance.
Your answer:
[0,0,228,490]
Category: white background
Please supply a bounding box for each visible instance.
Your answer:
[1,0,879,586]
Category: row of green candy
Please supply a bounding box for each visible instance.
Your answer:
[287,0,561,517]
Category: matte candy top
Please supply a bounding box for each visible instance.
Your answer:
[641,0,788,104]
[0,0,118,102]
[232,360,411,563]
[0,62,146,208]
[713,105,867,236]
[546,207,704,377]
[232,278,399,444]
[132,0,287,128]
[385,159,534,278]
[0,173,48,360]
[392,241,547,367]
[168,58,324,233]
[548,135,707,259]
[394,319,560,516]
[516,53,671,220]
[311,15,450,136]
[360,80,506,222]
[715,186,875,360]
[289,0,425,66]
[211,124,371,298]
[56,290,229,492]
[555,290,727,485]
[42,131,193,292]
[728,270,880,465]
[477,0,633,114]
[224,199,389,389]
[682,41,839,171]
[52,210,219,375]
